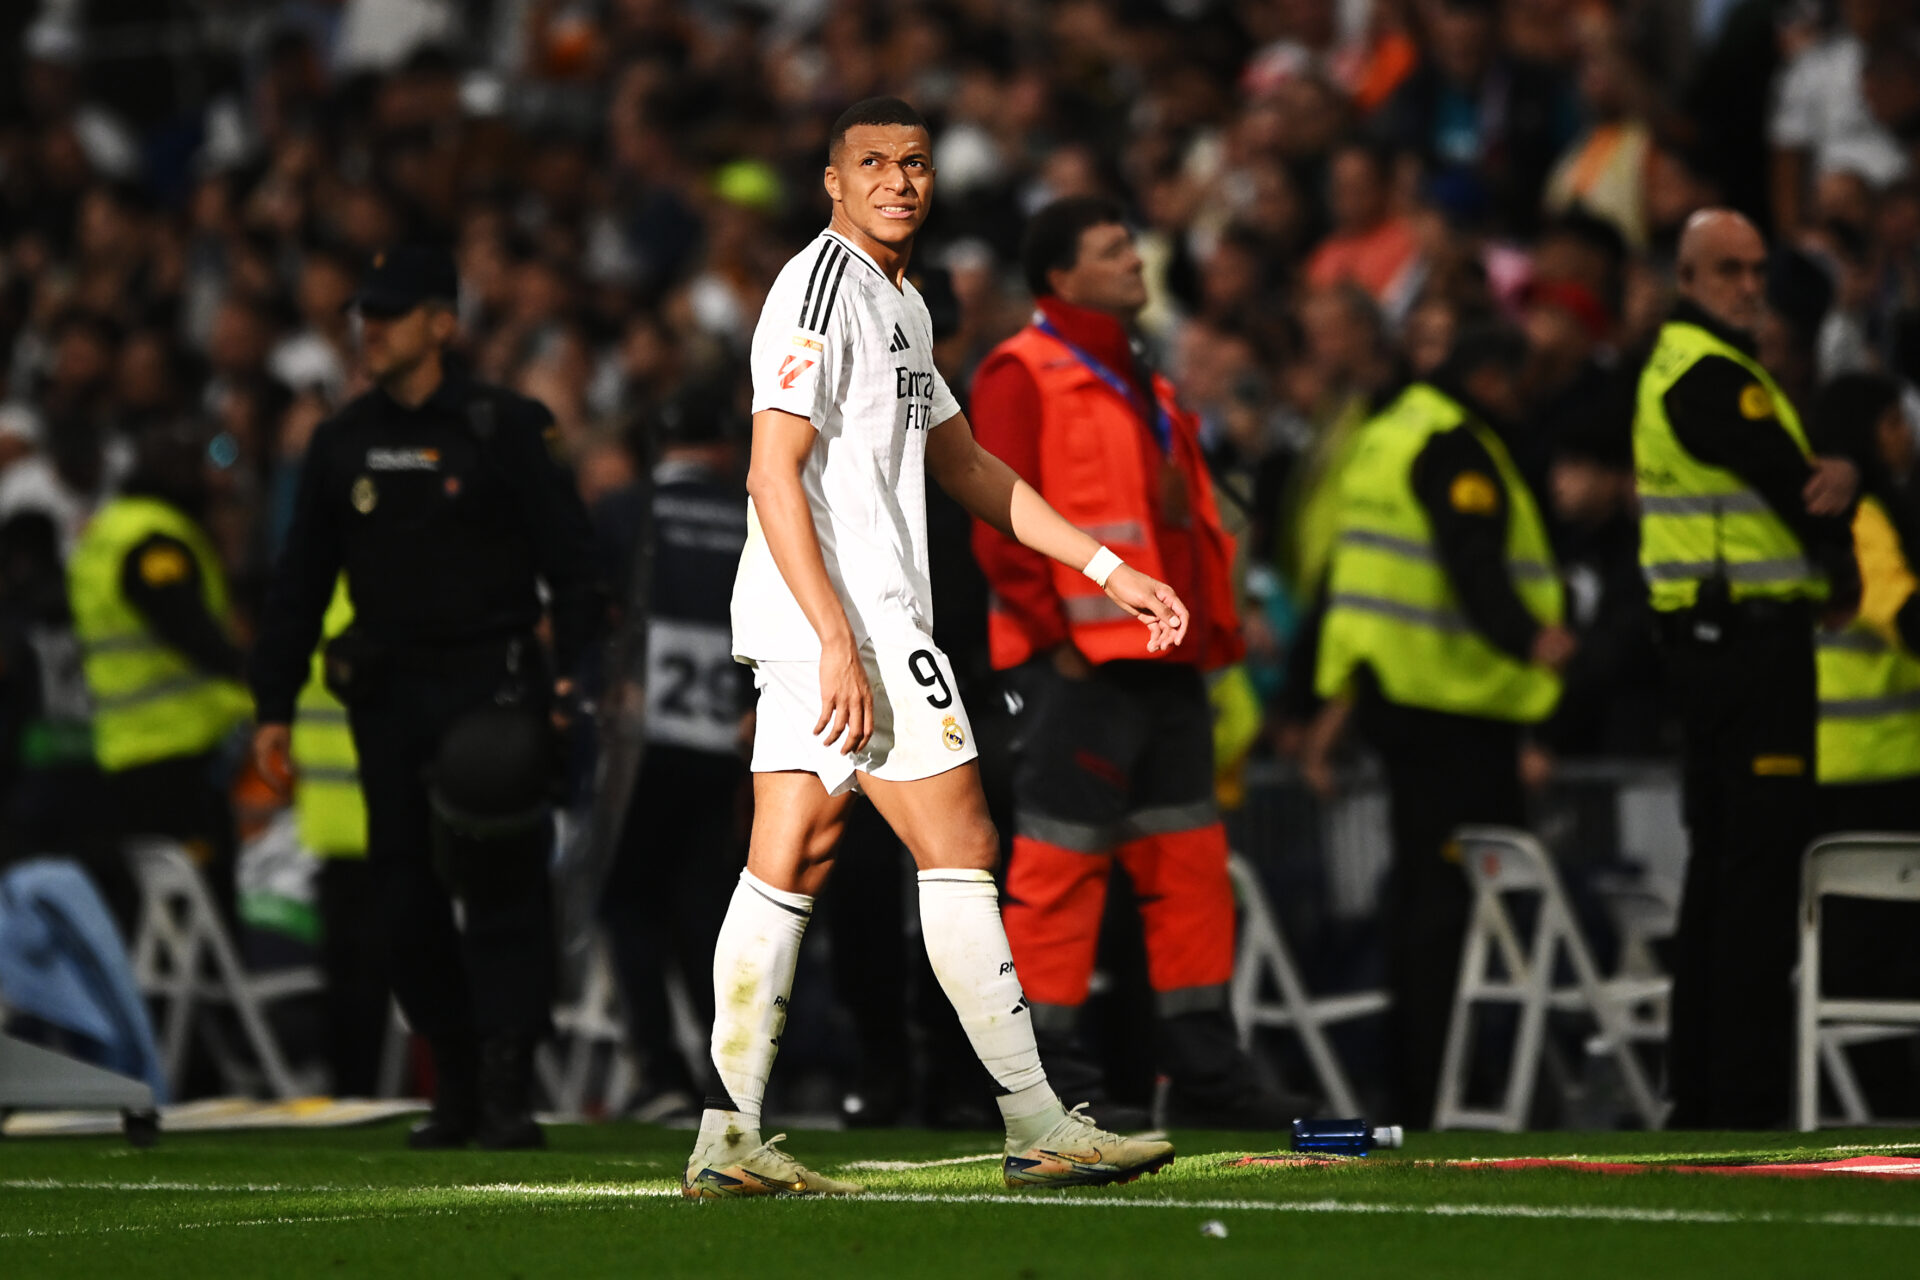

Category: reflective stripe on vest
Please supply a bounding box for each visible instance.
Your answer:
[1634,320,1824,611]
[1315,383,1564,723]
[1641,556,1816,583]
[1816,497,1920,784]
[68,497,251,772]
[291,579,367,857]
[1333,529,1557,580]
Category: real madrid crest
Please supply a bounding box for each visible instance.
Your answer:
[351,475,378,514]
[941,714,965,751]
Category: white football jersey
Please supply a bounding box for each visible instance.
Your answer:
[731,229,962,661]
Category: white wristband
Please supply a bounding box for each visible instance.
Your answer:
[1082,546,1123,588]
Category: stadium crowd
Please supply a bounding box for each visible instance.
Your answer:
[4,0,1920,1126]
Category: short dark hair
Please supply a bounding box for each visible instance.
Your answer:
[1021,196,1129,299]
[827,97,929,162]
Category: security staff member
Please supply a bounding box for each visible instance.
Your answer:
[289,578,389,1098]
[972,197,1261,1125]
[1308,325,1574,1127]
[69,423,251,907]
[595,386,751,1121]
[1807,372,1920,1114]
[1807,373,1920,823]
[1635,209,1859,1129]
[250,246,600,1149]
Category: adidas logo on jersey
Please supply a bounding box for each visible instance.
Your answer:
[888,324,911,352]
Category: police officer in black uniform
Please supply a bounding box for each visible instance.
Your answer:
[250,247,600,1149]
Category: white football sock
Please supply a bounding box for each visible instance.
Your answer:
[918,868,1064,1145]
[696,869,812,1150]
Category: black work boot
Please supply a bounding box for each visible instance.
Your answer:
[408,1036,481,1149]
[1159,1009,1321,1130]
[475,1035,546,1150]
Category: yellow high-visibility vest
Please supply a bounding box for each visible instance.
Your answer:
[68,497,250,772]
[290,580,366,856]
[1817,497,1920,784]
[1634,320,1824,612]
[1316,383,1564,722]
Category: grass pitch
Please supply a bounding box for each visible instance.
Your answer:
[3,1122,1918,1278]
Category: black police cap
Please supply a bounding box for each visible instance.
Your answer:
[349,245,459,317]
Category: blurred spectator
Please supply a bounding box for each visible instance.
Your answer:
[0,408,116,560]
[1377,0,1577,235]
[1304,141,1423,316]
[1274,283,1397,593]
[1762,244,1837,411]
[1770,0,1913,239]
[1543,21,1653,249]
[1682,0,1786,231]
[1535,399,1669,763]
[270,249,357,405]
[1516,272,1619,493]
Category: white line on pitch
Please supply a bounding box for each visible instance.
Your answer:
[0,1208,461,1242]
[1,1180,310,1192]
[843,1153,1001,1171]
[810,1193,1920,1229]
[1444,1140,1920,1165]
[8,1184,1920,1237]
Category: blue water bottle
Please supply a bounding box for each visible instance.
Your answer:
[1290,1118,1404,1157]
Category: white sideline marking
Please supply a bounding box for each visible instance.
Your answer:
[0,1209,461,1242]
[8,1181,1920,1237]
[461,1183,680,1197]
[1446,1140,1920,1165]
[844,1153,1000,1171]
[843,1193,1920,1229]
[0,1179,682,1198]
[2,1180,306,1192]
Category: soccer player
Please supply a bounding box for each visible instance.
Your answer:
[683,97,1187,1198]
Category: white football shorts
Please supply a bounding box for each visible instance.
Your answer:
[747,636,978,796]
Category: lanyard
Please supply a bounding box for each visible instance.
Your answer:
[1036,318,1172,453]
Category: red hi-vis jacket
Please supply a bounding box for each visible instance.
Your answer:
[970,299,1243,671]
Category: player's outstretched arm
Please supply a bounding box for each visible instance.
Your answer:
[747,408,872,753]
[927,411,1189,652]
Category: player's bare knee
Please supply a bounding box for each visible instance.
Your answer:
[976,819,1004,873]
[804,818,846,868]
[918,815,997,872]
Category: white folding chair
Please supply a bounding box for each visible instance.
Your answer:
[125,837,320,1100]
[1227,853,1390,1117]
[1795,831,1920,1131]
[536,933,636,1118]
[1434,826,1669,1131]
